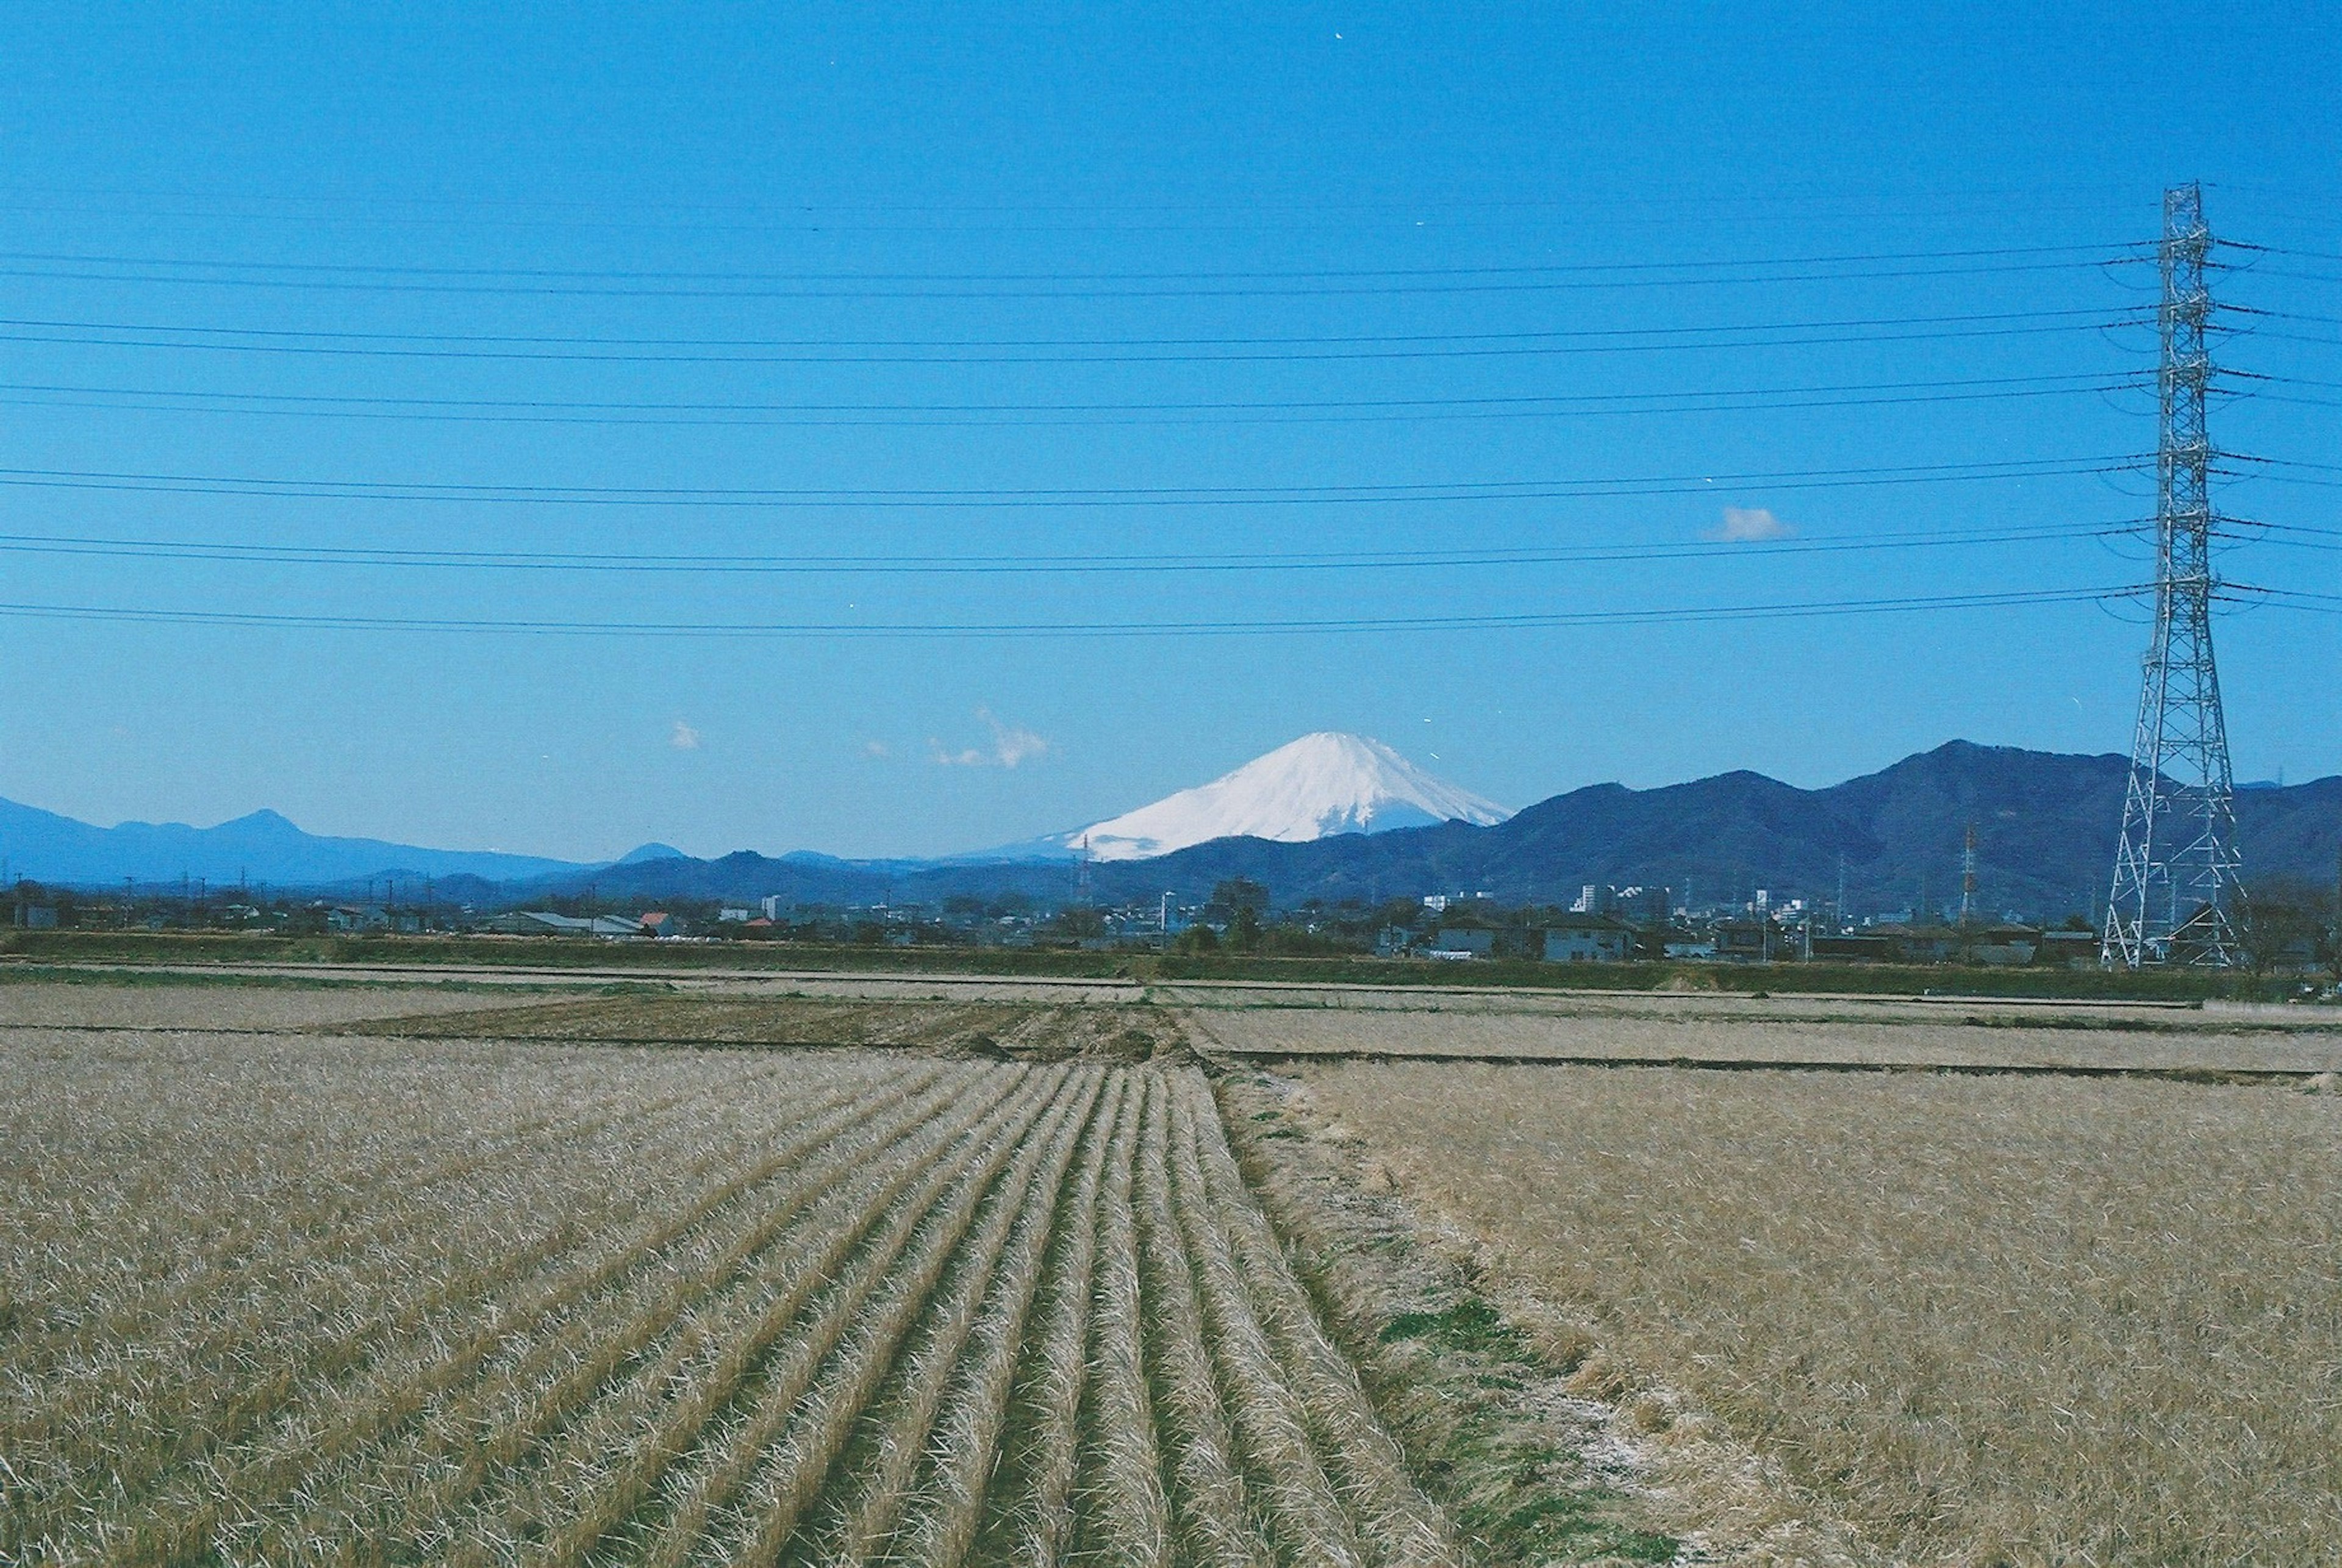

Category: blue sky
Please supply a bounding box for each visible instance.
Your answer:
[0,3,2335,859]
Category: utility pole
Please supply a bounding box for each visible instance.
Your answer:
[2104,182,2243,968]
[1959,823,1978,928]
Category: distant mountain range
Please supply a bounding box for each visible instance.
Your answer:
[7,739,2340,919]
[521,742,2342,918]
[0,796,593,890]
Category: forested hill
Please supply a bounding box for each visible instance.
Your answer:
[545,742,2342,920]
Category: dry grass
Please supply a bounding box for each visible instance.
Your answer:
[348,990,1187,1059]
[1,1018,1456,1566]
[1186,1001,2342,1075]
[0,976,579,1030]
[1294,1059,2342,1565]
[1158,983,2251,1029]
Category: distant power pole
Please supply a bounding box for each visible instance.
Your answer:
[1958,823,1977,928]
[2104,182,2243,968]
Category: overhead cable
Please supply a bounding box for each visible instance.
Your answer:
[0,454,2147,507]
[0,585,2137,639]
[0,518,2133,576]
[0,371,2147,428]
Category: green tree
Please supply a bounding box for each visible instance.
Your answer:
[1175,923,1220,954]
[1212,878,1270,915]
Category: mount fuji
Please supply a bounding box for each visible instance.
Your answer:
[1053,732,1510,862]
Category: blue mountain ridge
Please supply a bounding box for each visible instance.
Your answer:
[517,742,2342,917]
[0,797,598,887]
[8,743,2340,914]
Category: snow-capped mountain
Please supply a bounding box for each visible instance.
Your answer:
[1061,732,1509,862]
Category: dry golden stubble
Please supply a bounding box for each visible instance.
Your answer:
[711,1068,1079,1568]
[1296,1059,2342,1566]
[41,1059,955,1568]
[972,1071,1126,1568]
[890,1071,1114,1568]
[329,1064,1024,1568]
[1129,1072,1272,1568]
[8,1025,1479,1568]
[1076,1069,1173,1566]
[1148,1077,1367,1568]
[6,1044,892,1557]
[1183,1002,2342,1075]
[1170,1075,1463,1568]
[803,1070,1103,1568]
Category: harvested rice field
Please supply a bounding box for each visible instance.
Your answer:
[348,990,1187,1059]
[2,1018,1510,1568]
[1184,993,2342,1076]
[1281,1059,2342,1564]
[19,965,2342,1567]
[0,976,581,1031]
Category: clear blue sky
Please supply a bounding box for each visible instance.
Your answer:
[0,2,2335,859]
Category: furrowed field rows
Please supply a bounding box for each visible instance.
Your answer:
[4,1034,1459,1567]
[1180,1000,2342,1075]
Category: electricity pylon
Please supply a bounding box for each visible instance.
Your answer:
[2102,182,2242,968]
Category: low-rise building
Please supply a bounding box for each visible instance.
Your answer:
[1540,917,1632,963]
[479,910,646,938]
[1430,926,1497,958]
[2038,928,2100,968]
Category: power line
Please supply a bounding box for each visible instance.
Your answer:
[0,585,2137,639]
[2227,585,2342,614]
[2224,241,2342,264]
[0,252,2140,299]
[0,454,2149,507]
[0,517,2132,576]
[0,371,2147,428]
[0,306,2140,365]
[0,239,2140,281]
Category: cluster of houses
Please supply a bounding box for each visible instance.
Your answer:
[1392,916,1638,964]
[13,872,2118,972]
[1374,883,2111,970]
[474,909,690,939]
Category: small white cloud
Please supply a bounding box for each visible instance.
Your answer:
[979,706,1049,767]
[669,720,701,750]
[930,707,1051,768]
[1707,506,1792,542]
[862,739,892,759]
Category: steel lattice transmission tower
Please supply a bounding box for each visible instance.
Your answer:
[2102,182,2242,968]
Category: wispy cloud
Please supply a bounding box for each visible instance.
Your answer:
[1706,506,1792,542]
[669,720,701,750]
[930,706,1051,768]
[862,739,893,759]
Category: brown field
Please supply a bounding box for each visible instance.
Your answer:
[1287,1058,2342,1564]
[0,976,582,1031]
[21,964,2341,1566]
[1,1011,1508,1568]
[1184,995,2342,1075]
[348,990,1186,1059]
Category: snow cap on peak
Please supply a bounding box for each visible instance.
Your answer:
[1069,731,1508,861]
